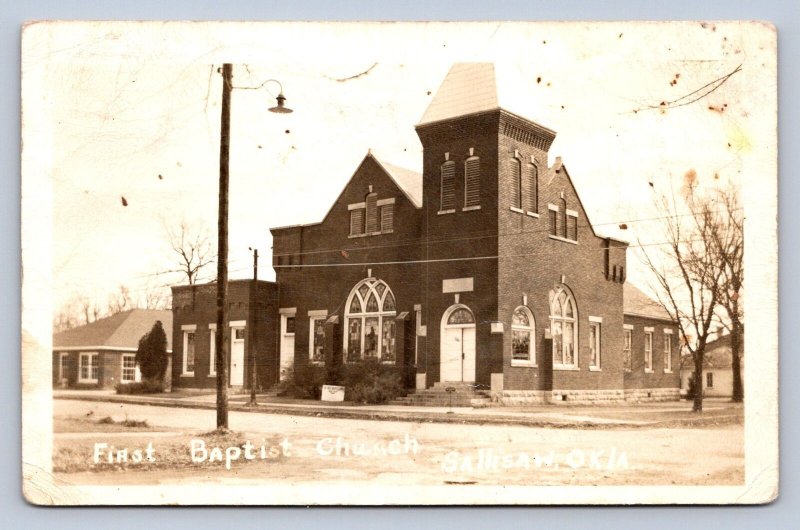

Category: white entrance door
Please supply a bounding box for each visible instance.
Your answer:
[440,306,476,382]
[280,314,296,380]
[230,326,245,386]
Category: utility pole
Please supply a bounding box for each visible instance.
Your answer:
[215,63,232,430]
[249,248,259,406]
[213,63,292,428]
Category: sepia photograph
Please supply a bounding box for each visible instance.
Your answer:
[20,20,778,505]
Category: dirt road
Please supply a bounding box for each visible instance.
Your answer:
[53,399,743,486]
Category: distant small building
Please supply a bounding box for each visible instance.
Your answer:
[680,332,744,398]
[52,309,173,389]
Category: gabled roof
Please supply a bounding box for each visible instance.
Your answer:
[680,332,744,369]
[371,155,422,208]
[418,63,499,126]
[272,152,423,232]
[623,283,673,321]
[53,309,173,351]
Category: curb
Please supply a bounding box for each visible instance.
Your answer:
[54,394,742,430]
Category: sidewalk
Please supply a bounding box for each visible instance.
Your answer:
[53,390,742,429]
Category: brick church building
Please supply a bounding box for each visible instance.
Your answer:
[171,63,680,404]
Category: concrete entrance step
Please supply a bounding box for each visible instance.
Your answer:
[390,383,492,407]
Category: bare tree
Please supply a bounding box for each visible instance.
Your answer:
[708,185,744,402]
[78,297,104,325]
[107,284,133,315]
[640,185,727,412]
[142,285,170,310]
[166,221,215,285]
[53,299,81,332]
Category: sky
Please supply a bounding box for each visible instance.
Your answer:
[20,21,776,313]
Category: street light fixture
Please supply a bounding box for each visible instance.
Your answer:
[215,64,292,431]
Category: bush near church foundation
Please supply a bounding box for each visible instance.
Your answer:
[276,364,327,399]
[278,358,406,404]
[115,380,164,395]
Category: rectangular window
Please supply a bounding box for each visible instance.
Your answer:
[589,322,601,369]
[349,208,364,236]
[285,316,296,334]
[567,215,578,241]
[464,157,480,208]
[551,321,562,365]
[365,193,379,233]
[121,354,137,383]
[380,203,394,232]
[363,317,380,358]
[512,330,530,361]
[663,332,673,372]
[623,329,632,372]
[209,327,217,376]
[644,331,653,372]
[347,318,362,362]
[440,162,456,211]
[549,209,558,236]
[382,318,396,363]
[183,331,195,375]
[564,322,574,365]
[707,372,714,388]
[79,353,99,383]
[310,317,326,363]
[59,352,69,381]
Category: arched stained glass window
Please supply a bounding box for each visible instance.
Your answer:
[447,307,475,325]
[365,292,379,312]
[344,279,397,363]
[512,307,530,326]
[383,291,396,312]
[550,286,578,368]
[349,296,362,314]
[512,306,535,364]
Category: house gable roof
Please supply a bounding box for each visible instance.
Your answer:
[623,283,673,321]
[53,309,173,351]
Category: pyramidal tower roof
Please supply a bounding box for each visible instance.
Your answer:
[418,63,499,126]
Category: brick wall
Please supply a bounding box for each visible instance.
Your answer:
[171,280,279,389]
[496,112,626,392]
[622,314,680,389]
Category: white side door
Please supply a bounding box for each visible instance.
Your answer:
[280,315,295,380]
[230,326,245,386]
[461,327,476,382]
[440,327,463,382]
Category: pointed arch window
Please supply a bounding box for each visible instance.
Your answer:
[440,161,456,213]
[551,286,578,369]
[511,306,536,365]
[344,279,397,363]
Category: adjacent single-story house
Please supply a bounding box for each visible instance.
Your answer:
[52,309,173,389]
[680,331,744,398]
[169,63,681,404]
